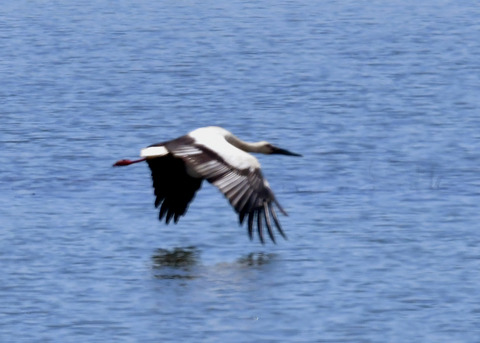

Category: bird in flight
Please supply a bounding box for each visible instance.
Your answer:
[113,126,301,243]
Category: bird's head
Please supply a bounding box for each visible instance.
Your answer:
[260,141,302,157]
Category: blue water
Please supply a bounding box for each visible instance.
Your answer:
[2,1,480,342]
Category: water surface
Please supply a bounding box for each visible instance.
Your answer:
[1,1,480,342]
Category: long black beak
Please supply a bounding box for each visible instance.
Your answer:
[272,147,302,157]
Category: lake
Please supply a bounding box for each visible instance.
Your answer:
[1,1,480,342]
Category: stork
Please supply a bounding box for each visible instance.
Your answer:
[113,126,301,244]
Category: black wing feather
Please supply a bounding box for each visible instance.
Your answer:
[146,154,203,224]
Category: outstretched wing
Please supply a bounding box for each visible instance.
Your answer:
[146,154,203,224]
[165,138,288,244]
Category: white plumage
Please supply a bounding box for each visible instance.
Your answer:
[114,126,301,244]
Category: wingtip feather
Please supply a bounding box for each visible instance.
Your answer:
[257,210,265,245]
[263,202,276,244]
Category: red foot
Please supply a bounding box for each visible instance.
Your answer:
[113,158,146,167]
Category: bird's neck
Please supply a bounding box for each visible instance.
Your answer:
[225,134,267,153]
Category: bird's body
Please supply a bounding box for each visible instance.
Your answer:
[114,126,301,243]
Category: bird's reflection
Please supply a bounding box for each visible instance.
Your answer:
[151,247,277,280]
[151,246,200,280]
[236,252,276,267]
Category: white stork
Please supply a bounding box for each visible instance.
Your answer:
[113,126,301,244]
